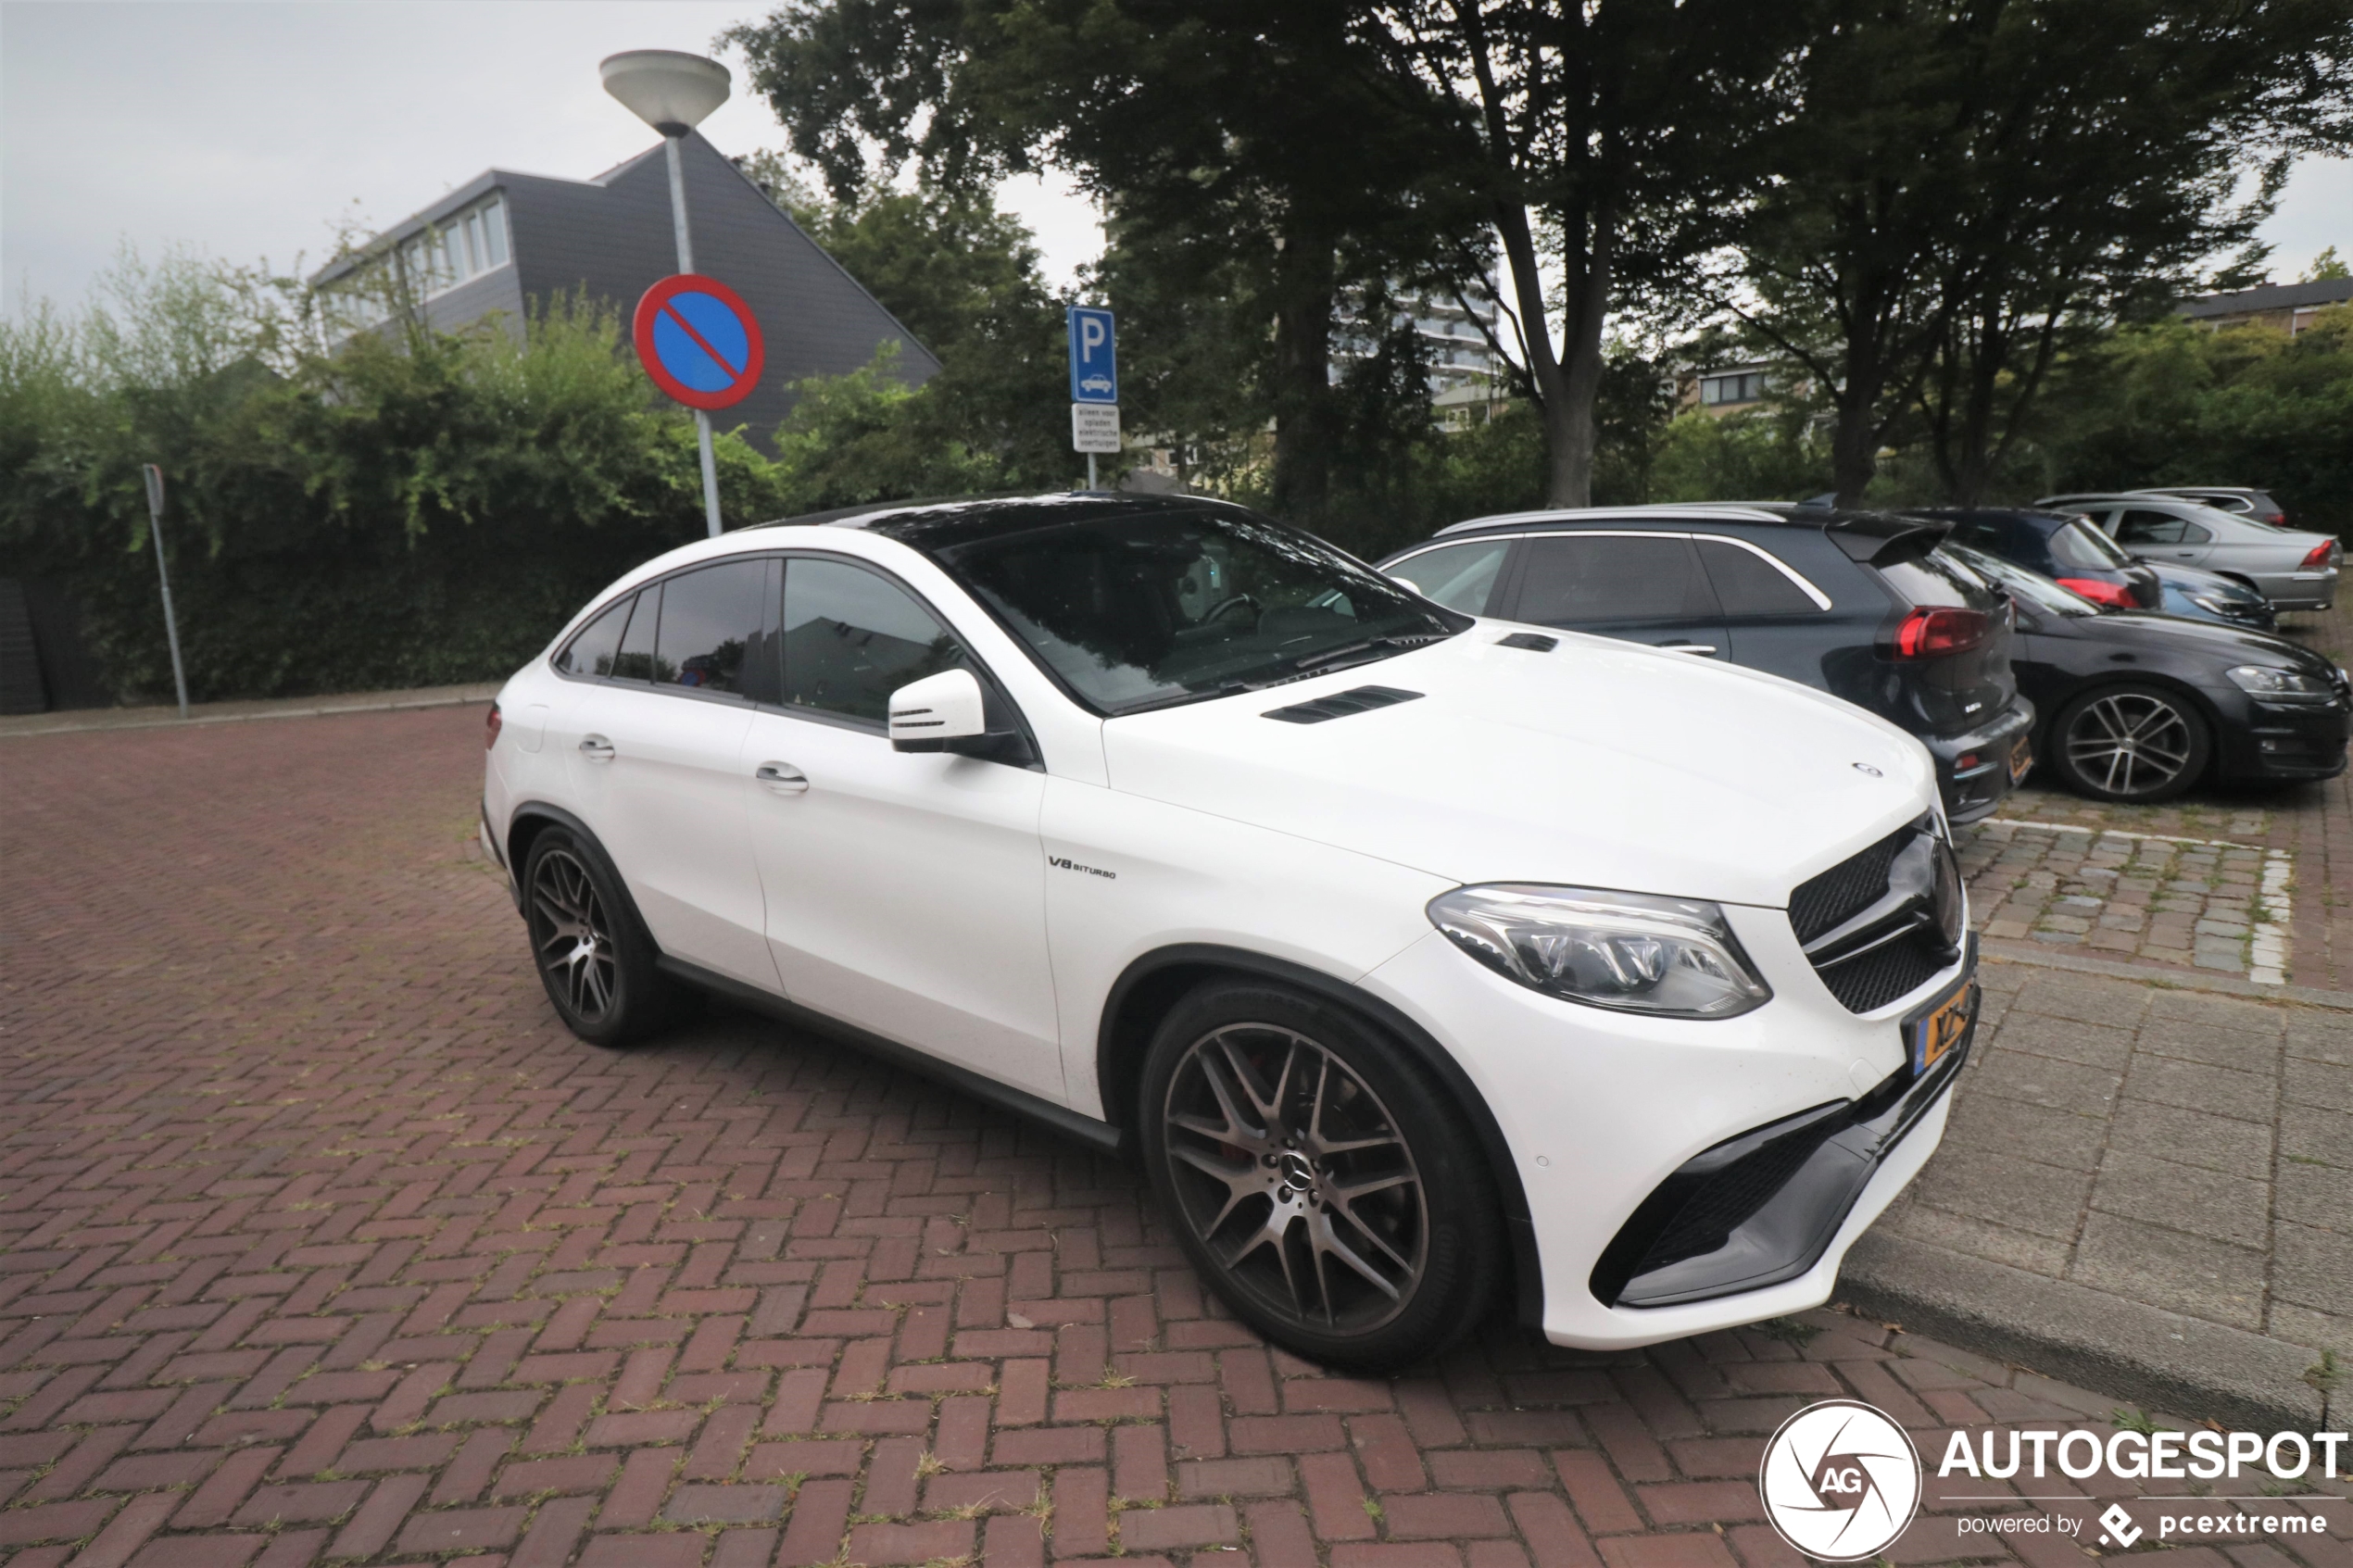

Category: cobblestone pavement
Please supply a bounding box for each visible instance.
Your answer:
[1869,960,2351,1356]
[4,709,2349,1568]
[1956,598,2353,991]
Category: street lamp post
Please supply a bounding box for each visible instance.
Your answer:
[600,49,733,540]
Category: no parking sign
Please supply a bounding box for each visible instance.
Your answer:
[633,274,765,410]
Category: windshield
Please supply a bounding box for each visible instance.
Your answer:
[1949,545,2097,617]
[923,507,1464,714]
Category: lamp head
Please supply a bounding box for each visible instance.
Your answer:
[599,50,731,136]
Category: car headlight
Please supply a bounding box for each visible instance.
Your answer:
[2226,665,2336,702]
[1427,884,1772,1019]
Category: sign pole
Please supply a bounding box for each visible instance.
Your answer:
[664,133,724,539]
[141,464,190,720]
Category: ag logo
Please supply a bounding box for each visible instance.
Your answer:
[1758,1399,1923,1562]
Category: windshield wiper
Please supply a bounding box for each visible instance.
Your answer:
[1114,678,1273,716]
[1288,630,1451,673]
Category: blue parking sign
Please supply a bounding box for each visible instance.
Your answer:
[1068,307,1117,404]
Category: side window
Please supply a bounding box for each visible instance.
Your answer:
[782,558,968,725]
[2114,509,2190,546]
[556,595,633,678]
[1388,540,1511,615]
[652,559,777,701]
[1512,536,1712,625]
[1695,540,1821,616]
[612,584,659,681]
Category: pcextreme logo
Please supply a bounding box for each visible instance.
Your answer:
[1758,1399,1924,1562]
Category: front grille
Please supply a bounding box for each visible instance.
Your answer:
[1789,823,1913,943]
[1791,819,1958,1013]
[1818,940,1950,1012]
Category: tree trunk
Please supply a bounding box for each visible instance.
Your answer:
[1494,203,1584,507]
[1268,231,1338,523]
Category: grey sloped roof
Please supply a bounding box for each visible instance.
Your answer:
[2179,277,2353,319]
[304,132,938,453]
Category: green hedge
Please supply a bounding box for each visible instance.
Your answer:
[0,268,793,706]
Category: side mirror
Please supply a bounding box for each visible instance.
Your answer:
[1388,575,1422,596]
[888,668,988,753]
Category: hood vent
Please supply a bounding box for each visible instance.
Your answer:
[1263,685,1424,724]
[1496,632,1558,652]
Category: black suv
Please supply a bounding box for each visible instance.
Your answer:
[1378,506,2036,822]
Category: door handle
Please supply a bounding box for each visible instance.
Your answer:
[578,734,616,761]
[1660,643,1718,657]
[755,761,810,794]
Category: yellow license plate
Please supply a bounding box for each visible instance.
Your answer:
[2008,735,2033,784]
[1909,985,1975,1076]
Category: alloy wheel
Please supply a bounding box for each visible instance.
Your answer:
[530,848,618,1022]
[1160,1023,1428,1334]
[2064,692,2195,797]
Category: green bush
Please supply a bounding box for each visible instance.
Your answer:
[0,253,786,705]
[2035,311,2353,538]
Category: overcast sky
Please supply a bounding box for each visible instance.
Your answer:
[4,0,2347,323]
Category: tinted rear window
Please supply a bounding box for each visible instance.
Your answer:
[1695,540,1821,616]
[557,595,634,678]
[1514,535,1713,623]
[2051,520,2136,569]
[1880,551,1994,609]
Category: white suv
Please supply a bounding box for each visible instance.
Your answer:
[483,494,1977,1369]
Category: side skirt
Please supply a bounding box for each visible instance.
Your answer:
[652,954,1126,1160]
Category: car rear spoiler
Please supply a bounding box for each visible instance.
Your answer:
[1821,512,1952,568]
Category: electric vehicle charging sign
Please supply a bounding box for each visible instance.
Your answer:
[1068,307,1116,403]
[634,274,765,410]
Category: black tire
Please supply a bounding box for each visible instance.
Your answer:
[521,827,672,1047]
[2047,683,2213,803]
[1138,980,1501,1371]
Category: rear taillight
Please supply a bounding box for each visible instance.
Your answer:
[2260,511,2287,525]
[2299,541,2342,570]
[485,701,503,750]
[2057,577,2134,608]
[1893,607,1988,659]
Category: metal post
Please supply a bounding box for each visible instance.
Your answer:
[664,132,724,538]
[141,464,190,719]
[1087,454,1098,492]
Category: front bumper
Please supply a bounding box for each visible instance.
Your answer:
[1922,699,2035,824]
[1360,905,1972,1349]
[2208,686,2352,782]
[1593,974,1973,1307]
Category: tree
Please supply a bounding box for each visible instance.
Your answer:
[1357,0,1801,508]
[1730,0,2353,506]
[754,163,1076,484]
[724,1,1470,524]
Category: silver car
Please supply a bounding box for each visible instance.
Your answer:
[2034,493,2340,612]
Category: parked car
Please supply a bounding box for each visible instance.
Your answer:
[1914,508,2159,609]
[1946,544,2349,800]
[1378,506,2035,823]
[486,493,1976,1369]
[2033,493,2341,611]
[2146,561,2277,632]
[2042,486,2289,527]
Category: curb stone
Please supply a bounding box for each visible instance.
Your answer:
[0,683,502,738]
[1839,1231,2327,1434]
[1980,939,2353,1011]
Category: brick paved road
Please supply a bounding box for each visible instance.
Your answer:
[2,709,2347,1568]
